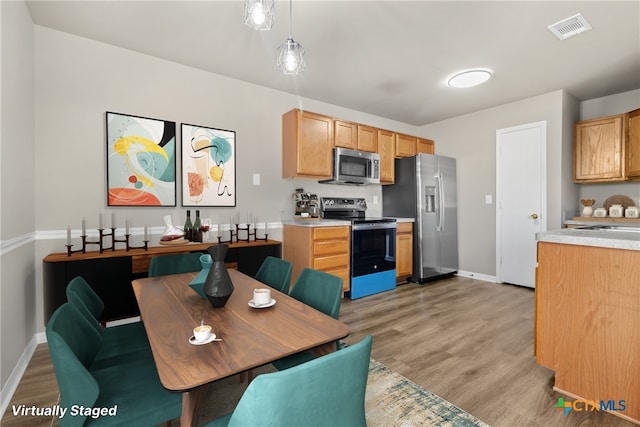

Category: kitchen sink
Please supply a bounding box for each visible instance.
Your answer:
[579,225,640,233]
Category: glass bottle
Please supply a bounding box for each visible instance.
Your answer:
[193,210,203,242]
[184,210,193,241]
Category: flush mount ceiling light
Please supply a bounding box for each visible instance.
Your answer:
[276,0,305,75]
[244,0,274,31]
[447,69,492,88]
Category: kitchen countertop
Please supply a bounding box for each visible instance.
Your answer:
[282,217,414,227]
[536,227,640,251]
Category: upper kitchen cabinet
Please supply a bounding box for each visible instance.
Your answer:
[627,108,640,180]
[378,129,395,184]
[283,109,333,179]
[395,133,417,158]
[333,120,377,153]
[417,137,435,154]
[357,124,378,152]
[573,114,626,182]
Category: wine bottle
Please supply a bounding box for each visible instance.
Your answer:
[193,210,203,242]
[184,210,193,241]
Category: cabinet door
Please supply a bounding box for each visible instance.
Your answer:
[574,115,625,182]
[395,222,413,280]
[395,133,417,158]
[378,129,395,184]
[282,109,333,179]
[627,109,640,179]
[417,138,435,154]
[357,124,378,152]
[334,119,357,149]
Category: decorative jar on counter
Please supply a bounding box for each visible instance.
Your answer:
[609,204,623,218]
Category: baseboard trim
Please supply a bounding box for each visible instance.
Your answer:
[456,270,498,283]
[0,332,44,417]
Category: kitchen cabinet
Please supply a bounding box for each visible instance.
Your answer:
[334,119,357,150]
[417,137,435,154]
[626,108,640,179]
[282,109,333,179]
[395,133,417,158]
[574,114,626,182]
[535,241,640,424]
[283,225,350,293]
[357,124,378,152]
[395,222,413,282]
[378,129,395,184]
[43,240,282,323]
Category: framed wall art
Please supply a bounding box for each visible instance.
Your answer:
[181,123,236,207]
[106,112,177,206]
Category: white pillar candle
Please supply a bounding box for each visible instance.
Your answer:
[144,225,149,241]
[125,219,130,235]
[111,212,115,228]
[82,218,86,236]
[265,222,268,235]
[217,224,222,237]
[67,226,71,245]
[99,212,103,229]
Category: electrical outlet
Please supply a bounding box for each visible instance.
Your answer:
[253,174,260,186]
[373,195,379,204]
[485,194,492,204]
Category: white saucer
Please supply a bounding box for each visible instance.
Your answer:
[189,334,217,345]
[248,299,276,309]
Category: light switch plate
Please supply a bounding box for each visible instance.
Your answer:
[253,174,260,185]
[485,194,492,204]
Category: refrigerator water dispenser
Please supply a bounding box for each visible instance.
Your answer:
[425,186,436,212]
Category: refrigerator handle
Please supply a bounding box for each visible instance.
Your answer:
[435,172,444,231]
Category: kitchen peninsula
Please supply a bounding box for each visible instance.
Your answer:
[535,227,639,424]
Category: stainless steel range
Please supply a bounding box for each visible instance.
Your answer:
[321,197,397,299]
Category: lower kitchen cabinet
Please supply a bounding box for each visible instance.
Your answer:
[43,240,282,323]
[395,222,413,283]
[283,225,351,293]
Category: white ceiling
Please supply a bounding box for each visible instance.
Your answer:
[26,1,640,126]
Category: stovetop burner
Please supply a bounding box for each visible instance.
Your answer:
[320,197,396,224]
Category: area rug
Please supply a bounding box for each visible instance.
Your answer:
[188,359,490,426]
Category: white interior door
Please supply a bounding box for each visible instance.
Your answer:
[496,121,546,288]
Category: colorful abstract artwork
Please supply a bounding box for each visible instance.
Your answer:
[181,124,236,207]
[106,112,176,206]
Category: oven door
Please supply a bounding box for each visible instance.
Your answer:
[351,223,396,277]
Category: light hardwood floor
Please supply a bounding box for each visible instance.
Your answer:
[2,276,635,426]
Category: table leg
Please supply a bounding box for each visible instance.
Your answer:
[180,387,205,427]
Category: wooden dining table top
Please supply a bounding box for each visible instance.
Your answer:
[132,269,350,391]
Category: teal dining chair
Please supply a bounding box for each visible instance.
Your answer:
[65,276,149,368]
[148,252,202,277]
[254,256,293,294]
[46,303,182,426]
[272,268,343,370]
[205,335,372,427]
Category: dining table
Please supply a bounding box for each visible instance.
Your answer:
[132,268,350,427]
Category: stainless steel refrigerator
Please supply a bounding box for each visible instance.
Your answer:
[382,154,458,283]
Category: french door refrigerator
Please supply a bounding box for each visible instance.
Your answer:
[382,154,458,283]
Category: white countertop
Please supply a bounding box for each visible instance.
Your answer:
[537,227,640,251]
[282,217,414,228]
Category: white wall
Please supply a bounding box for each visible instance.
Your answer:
[419,90,578,277]
[0,0,36,398]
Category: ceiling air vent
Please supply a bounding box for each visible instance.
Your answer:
[548,13,592,40]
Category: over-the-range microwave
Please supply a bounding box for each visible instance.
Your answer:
[320,147,380,185]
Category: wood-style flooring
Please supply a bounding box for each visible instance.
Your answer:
[2,276,635,426]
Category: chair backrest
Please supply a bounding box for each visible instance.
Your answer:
[255,256,293,294]
[289,268,343,319]
[225,335,372,427]
[66,276,104,334]
[46,303,101,426]
[148,252,202,277]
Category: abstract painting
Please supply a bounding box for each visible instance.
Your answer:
[181,123,236,207]
[106,112,176,206]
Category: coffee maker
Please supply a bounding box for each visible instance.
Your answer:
[293,189,319,218]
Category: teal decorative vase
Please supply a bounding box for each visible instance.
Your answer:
[203,244,233,308]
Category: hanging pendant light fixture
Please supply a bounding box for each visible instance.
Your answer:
[276,0,305,75]
[244,0,274,31]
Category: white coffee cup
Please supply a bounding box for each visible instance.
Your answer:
[193,324,212,342]
[253,288,272,306]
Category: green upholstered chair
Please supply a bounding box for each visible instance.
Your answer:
[65,276,149,369]
[272,268,343,370]
[46,303,181,427]
[205,335,372,427]
[148,252,202,277]
[254,256,293,294]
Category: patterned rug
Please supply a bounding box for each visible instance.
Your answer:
[189,358,490,426]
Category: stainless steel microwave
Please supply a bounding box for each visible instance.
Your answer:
[320,147,380,185]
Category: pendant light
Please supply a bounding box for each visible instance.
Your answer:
[276,0,305,75]
[244,0,274,31]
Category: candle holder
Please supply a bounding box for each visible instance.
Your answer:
[66,226,150,256]
[217,225,237,244]
[236,223,255,243]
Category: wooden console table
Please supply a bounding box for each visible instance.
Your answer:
[43,240,281,324]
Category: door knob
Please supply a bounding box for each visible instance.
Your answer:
[529,213,539,219]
